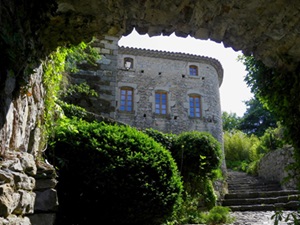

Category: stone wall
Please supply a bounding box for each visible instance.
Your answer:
[0,66,58,224]
[116,47,223,143]
[258,146,299,190]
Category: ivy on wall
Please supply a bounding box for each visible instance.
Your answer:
[42,41,100,138]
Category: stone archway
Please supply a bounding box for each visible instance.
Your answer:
[3,1,297,72]
[1,0,300,223]
[37,0,300,168]
[48,0,300,70]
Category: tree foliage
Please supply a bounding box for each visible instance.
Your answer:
[238,55,300,175]
[238,55,299,147]
[238,97,277,136]
[43,41,100,137]
[222,112,241,132]
[224,130,260,163]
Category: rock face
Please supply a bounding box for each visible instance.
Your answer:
[258,146,299,190]
[0,66,45,156]
[0,64,58,224]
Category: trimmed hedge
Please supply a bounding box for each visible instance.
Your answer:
[143,129,222,209]
[143,128,177,151]
[172,131,222,181]
[50,117,183,225]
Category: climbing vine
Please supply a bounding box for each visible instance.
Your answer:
[42,41,100,138]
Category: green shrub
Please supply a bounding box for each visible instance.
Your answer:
[169,131,221,210]
[183,177,217,209]
[205,206,234,225]
[167,192,207,225]
[258,124,288,153]
[172,131,222,181]
[224,130,262,172]
[143,128,177,151]
[49,117,183,225]
[224,130,260,162]
[57,100,88,118]
[164,203,233,225]
[246,159,260,175]
[226,160,249,172]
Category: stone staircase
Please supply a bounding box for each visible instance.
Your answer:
[222,170,300,211]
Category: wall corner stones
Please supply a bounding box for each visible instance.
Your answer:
[0,150,58,224]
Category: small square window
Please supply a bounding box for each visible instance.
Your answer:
[124,57,134,69]
[189,65,198,76]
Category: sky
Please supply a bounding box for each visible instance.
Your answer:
[118,29,253,117]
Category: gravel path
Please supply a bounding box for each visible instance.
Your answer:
[228,211,297,225]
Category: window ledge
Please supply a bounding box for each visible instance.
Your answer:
[188,75,200,79]
[188,116,202,120]
[154,114,171,119]
[117,110,135,114]
[119,68,136,72]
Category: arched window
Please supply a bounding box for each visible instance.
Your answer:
[155,91,168,115]
[189,94,201,118]
[189,65,198,76]
[124,57,134,69]
[120,87,134,112]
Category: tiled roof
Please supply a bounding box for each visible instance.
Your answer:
[118,46,223,86]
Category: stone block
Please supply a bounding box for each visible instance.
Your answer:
[0,215,31,225]
[18,152,37,176]
[104,35,119,42]
[100,48,111,54]
[2,158,23,173]
[35,162,57,180]
[12,172,35,191]
[34,189,58,212]
[0,170,14,186]
[0,184,20,217]
[34,179,57,191]
[29,213,56,225]
[194,27,209,40]
[13,190,36,215]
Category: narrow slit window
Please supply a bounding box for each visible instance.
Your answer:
[120,87,134,112]
[155,91,168,115]
[189,95,201,118]
[189,65,198,76]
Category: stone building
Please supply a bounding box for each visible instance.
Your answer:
[70,36,224,144]
[116,47,223,142]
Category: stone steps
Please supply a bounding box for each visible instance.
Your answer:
[222,170,300,211]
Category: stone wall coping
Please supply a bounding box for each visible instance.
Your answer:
[118,46,224,86]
